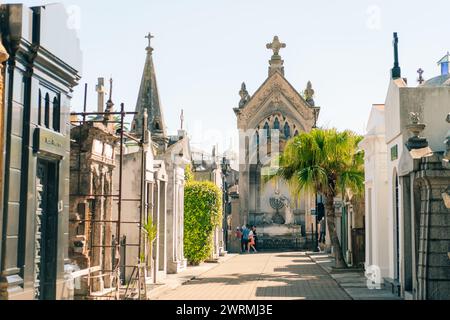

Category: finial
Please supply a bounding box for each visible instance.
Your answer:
[266,36,286,57]
[406,112,428,151]
[409,112,420,124]
[145,32,155,53]
[391,32,402,79]
[417,68,424,85]
[180,109,184,130]
[109,77,113,101]
[105,78,114,113]
[267,36,286,76]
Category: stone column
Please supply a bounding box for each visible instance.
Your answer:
[239,166,250,227]
[0,38,9,300]
[166,166,187,274]
[229,195,241,253]
[158,181,167,274]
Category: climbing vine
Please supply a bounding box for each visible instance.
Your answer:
[184,181,222,265]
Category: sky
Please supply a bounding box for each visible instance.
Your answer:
[12,0,450,154]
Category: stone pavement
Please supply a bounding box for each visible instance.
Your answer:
[307,252,402,300]
[151,252,351,300]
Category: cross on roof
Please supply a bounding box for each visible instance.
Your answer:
[417,68,424,84]
[145,32,154,48]
[266,36,286,56]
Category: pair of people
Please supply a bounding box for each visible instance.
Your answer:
[237,225,257,253]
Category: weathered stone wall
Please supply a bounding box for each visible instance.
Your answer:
[414,153,450,300]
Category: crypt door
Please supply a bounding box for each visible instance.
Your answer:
[36,159,59,300]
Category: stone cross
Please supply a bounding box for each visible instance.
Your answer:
[266,36,286,56]
[417,68,424,84]
[145,32,154,48]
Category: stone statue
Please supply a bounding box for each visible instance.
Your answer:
[304,81,315,106]
[239,82,250,108]
[280,196,294,225]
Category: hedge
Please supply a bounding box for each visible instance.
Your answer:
[184,181,222,265]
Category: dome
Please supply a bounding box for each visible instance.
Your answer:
[421,74,450,87]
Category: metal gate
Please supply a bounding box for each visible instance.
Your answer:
[257,237,307,251]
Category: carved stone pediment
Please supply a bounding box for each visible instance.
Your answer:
[237,72,316,130]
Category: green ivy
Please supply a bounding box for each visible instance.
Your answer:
[184,181,222,265]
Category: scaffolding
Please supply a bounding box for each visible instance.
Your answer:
[69,96,149,300]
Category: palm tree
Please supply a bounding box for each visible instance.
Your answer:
[276,128,364,268]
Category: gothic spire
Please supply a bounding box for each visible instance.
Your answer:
[132,33,167,149]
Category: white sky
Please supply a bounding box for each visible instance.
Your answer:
[13,0,450,153]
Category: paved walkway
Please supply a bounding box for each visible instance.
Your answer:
[308,252,402,300]
[152,252,351,300]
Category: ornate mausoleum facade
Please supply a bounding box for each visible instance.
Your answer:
[233,36,320,250]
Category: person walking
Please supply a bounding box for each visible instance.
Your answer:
[248,228,257,253]
[252,226,258,251]
[319,217,326,244]
[241,225,250,253]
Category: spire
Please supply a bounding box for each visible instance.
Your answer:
[391,32,402,79]
[267,36,286,77]
[132,33,167,149]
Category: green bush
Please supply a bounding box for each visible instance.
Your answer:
[184,181,222,265]
[185,164,195,183]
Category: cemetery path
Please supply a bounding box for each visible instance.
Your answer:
[153,252,351,300]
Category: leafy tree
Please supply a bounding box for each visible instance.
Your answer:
[184,181,222,265]
[276,128,364,268]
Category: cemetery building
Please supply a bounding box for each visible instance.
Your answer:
[360,33,450,300]
[68,79,120,299]
[0,3,82,300]
[233,36,320,251]
[129,35,191,276]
